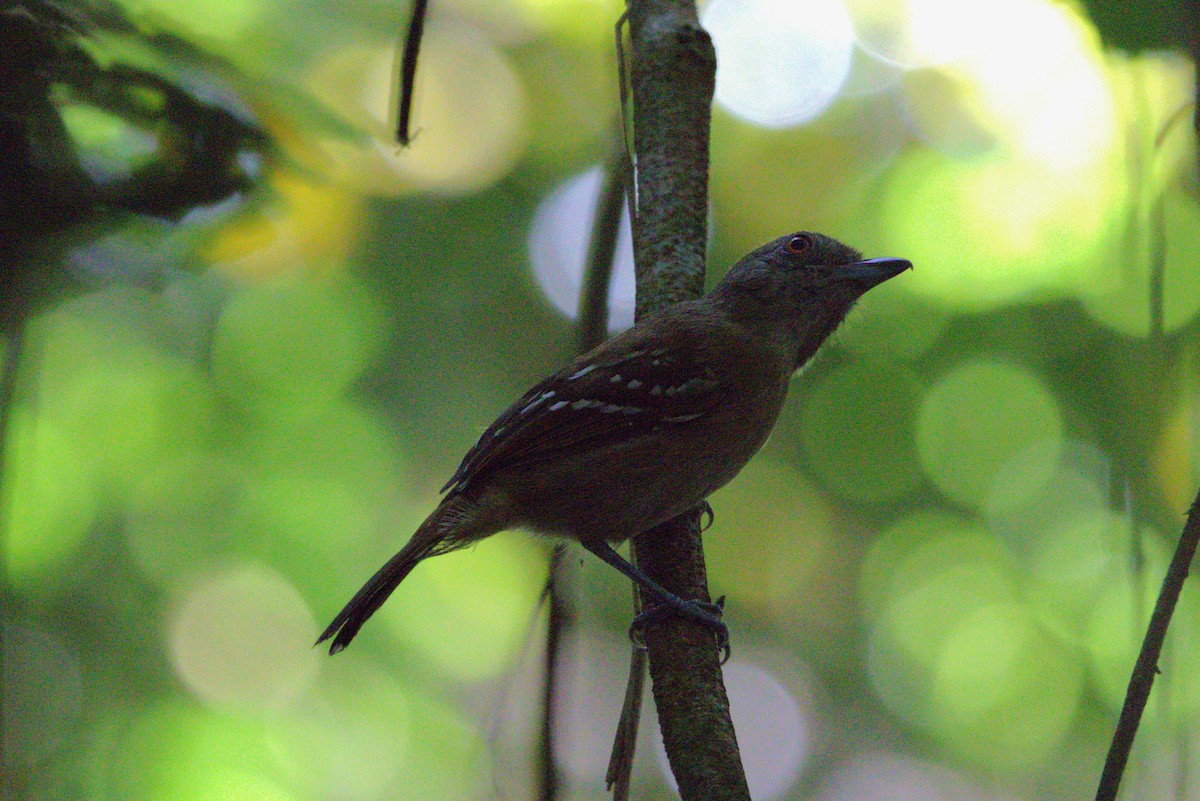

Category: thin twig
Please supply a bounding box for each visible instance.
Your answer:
[0,324,24,795]
[396,0,429,146]
[577,135,631,354]
[614,12,638,222]
[537,544,567,801]
[0,326,23,526]
[1096,488,1200,801]
[605,564,646,801]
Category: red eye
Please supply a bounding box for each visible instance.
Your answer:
[786,233,814,254]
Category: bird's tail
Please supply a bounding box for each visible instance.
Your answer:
[317,494,485,654]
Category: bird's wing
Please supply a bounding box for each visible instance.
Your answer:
[442,315,729,494]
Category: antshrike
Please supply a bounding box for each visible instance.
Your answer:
[319,232,910,655]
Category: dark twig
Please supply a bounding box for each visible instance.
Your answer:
[1147,102,1192,341]
[396,0,428,146]
[1187,0,1200,157]
[537,544,567,801]
[1095,488,1200,801]
[0,325,24,796]
[1147,191,1165,341]
[0,327,23,525]
[605,567,646,801]
[577,135,631,355]
[537,132,631,801]
[614,12,637,220]
[623,1,749,799]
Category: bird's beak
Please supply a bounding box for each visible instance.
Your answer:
[841,257,912,287]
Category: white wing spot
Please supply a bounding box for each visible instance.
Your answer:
[521,390,557,415]
[569,365,597,380]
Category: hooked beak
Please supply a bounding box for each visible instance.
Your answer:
[840,257,912,287]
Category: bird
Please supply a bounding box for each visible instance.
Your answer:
[318,231,910,654]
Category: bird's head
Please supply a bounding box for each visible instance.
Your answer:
[710,231,911,369]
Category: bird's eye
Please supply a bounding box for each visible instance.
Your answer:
[786,233,814,254]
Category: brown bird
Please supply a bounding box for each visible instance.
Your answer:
[318,231,909,654]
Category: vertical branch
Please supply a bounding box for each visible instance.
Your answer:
[626,0,713,321]
[624,1,750,799]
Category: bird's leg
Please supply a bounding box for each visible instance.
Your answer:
[581,540,730,661]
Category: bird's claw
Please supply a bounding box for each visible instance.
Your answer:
[627,597,730,664]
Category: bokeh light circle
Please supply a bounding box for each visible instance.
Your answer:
[875,0,1120,311]
[815,751,988,801]
[864,512,1017,724]
[1029,509,1132,626]
[528,166,636,332]
[916,359,1063,509]
[656,661,812,799]
[169,564,319,710]
[272,659,414,799]
[848,0,985,68]
[864,511,1083,767]
[384,532,548,681]
[387,21,528,193]
[103,699,289,801]
[211,274,385,417]
[552,630,640,784]
[983,439,1109,534]
[304,23,527,195]
[1,407,99,587]
[928,601,1082,768]
[704,0,855,127]
[877,148,1118,310]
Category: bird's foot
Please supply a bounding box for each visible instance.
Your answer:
[629,595,730,664]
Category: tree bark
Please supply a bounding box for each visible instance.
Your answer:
[625,2,751,799]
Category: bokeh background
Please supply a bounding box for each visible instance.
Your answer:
[3,0,1199,798]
